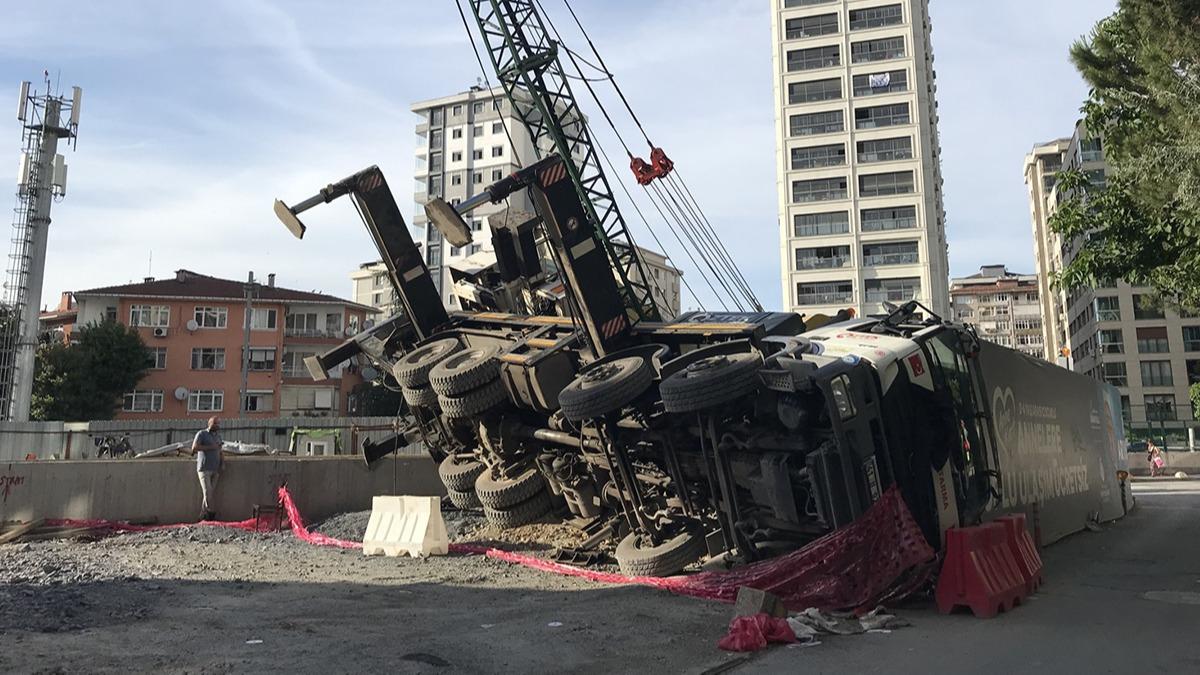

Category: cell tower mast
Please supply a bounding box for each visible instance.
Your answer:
[1,75,81,421]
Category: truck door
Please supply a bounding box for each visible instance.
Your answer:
[920,329,995,523]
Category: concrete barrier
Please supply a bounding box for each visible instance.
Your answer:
[1125,450,1200,476]
[0,455,444,525]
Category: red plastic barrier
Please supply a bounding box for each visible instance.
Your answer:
[935,522,1026,618]
[993,514,1043,595]
[717,614,797,652]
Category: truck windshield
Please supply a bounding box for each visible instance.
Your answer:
[922,329,992,511]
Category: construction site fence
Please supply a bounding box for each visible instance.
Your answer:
[0,416,421,461]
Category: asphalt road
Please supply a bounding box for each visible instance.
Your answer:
[743,479,1200,674]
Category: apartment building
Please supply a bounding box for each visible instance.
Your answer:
[1030,122,1198,443]
[771,0,950,318]
[1024,137,1071,363]
[950,265,1043,358]
[349,261,398,314]
[70,270,377,420]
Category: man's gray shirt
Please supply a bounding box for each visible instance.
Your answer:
[194,429,222,472]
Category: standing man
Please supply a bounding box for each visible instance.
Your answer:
[192,417,224,521]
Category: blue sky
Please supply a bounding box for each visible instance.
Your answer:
[0,0,1115,311]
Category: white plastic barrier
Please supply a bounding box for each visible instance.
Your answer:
[362,495,449,557]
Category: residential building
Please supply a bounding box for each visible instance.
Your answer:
[950,265,1043,358]
[771,0,950,318]
[1031,122,1198,444]
[1024,137,1071,363]
[69,270,378,420]
[623,247,683,319]
[350,261,399,314]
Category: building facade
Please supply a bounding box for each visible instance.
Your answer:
[950,265,1043,358]
[771,0,950,318]
[349,261,398,314]
[71,270,377,420]
[1024,137,1071,363]
[1030,122,1198,443]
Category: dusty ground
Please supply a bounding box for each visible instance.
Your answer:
[0,504,736,674]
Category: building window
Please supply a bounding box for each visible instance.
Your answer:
[789,109,845,137]
[325,313,342,335]
[795,245,850,270]
[191,347,226,371]
[1081,137,1104,162]
[792,177,848,203]
[858,171,914,198]
[861,205,917,232]
[791,143,846,170]
[429,109,443,126]
[863,241,919,267]
[851,36,905,63]
[451,173,463,186]
[472,149,483,160]
[784,13,839,40]
[129,305,169,328]
[784,0,837,6]
[428,151,442,173]
[797,281,853,305]
[1098,329,1125,354]
[1136,326,1170,353]
[147,347,167,370]
[1102,362,1128,387]
[451,151,463,162]
[786,45,840,72]
[188,389,224,413]
[1096,296,1121,322]
[492,146,504,157]
[787,78,842,104]
[865,277,920,303]
[427,244,441,267]
[451,128,463,139]
[1183,326,1200,351]
[428,175,443,196]
[451,104,463,116]
[286,312,318,335]
[1132,294,1164,320]
[245,308,278,330]
[849,4,903,30]
[248,347,277,371]
[104,306,118,323]
[852,69,908,96]
[1140,360,1174,387]
[193,306,227,329]
[492,168,503,181]
[472,125,483,137]
[793,211,850,237]
[857,137,912,163]
[472,101,484,114]
[282,351,319,378]
[1145,394,1177,420]
[244,390,274,413]
[122,390,163,413]
[473,172,484,184]
[492,122,504,134]
[855,103,910,129]
[429,129,443,148]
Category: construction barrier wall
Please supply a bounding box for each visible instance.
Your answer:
[0,416,417,461]
[0,455,444,525]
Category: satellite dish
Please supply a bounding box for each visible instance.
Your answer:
[173,387,189,401]
[186,319,199,331]
[361,366,379,381]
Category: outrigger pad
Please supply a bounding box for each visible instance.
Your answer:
[274,199,306,239]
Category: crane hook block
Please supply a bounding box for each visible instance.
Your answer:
[629,147,675,186]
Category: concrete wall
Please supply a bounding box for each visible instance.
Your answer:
[1126,450,1200,476]
[0,455,444,525]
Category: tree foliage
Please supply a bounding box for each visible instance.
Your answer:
[31,321,151,421]
[1049,1,1200,310]
[1191,382,1200,422]
[349,379,406,417]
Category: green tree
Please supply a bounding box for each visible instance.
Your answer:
[31,321,151,421]
[1191,382,1200,422]
[349,379,406,417]
[1049,1,1200,310]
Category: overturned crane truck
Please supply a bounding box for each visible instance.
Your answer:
[271,153,1128,577]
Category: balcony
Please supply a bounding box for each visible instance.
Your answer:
[797,291,854,305]
[284,328,345,340]
[863,252,918,267]
[796,255,850,270]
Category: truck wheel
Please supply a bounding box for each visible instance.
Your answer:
[558,356,653,421]
[402,385,440,410]
[475,467,546,510]
[614,528,706,577]
[439,378,510,419]
[428,345,502,396]
[393,338,462,388]
[483,490,552,529]
[446,487,482,510]
[438,455,486,492]
[660,353,763,414]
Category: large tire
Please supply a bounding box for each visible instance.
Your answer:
[393,339,462,388]
[558,357,654,421]
[660,353,763,414]
[614,528,706,577]
[474,467,545,510]
[447,487,482,510]
[439,378,509,419]
[402,385,440,409]
[483,490,552,529]
[429,345,502,396]
[438,456,486,492]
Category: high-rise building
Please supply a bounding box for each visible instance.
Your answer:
[1024,137,1071,362]
[1030,121,1198,445]
[771,0,950,318]
[950,265,1043,358]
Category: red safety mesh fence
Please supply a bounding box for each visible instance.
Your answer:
[42,484,934,613]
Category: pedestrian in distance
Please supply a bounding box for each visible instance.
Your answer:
[1147,441,1166,477]
[191,417,224,521]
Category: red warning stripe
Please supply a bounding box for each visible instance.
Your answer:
[600,315,627,339]
[358,172,382,192]
[539,162,568,187]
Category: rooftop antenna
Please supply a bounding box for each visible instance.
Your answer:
[0,74,82,420]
